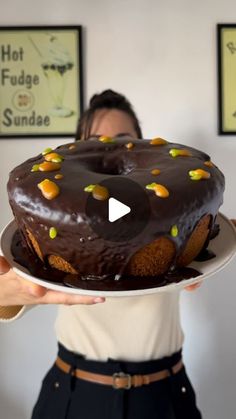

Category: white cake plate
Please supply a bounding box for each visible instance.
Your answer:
[0,213,236,297]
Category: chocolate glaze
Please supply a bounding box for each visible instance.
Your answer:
[11,229,202,291]
[7,138,225,283]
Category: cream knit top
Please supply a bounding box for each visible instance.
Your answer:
[0,290,184,362]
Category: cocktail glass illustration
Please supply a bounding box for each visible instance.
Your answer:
[29,33,74,117]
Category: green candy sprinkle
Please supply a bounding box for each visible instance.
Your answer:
[99,136,115,143]
[84,184,96,192]
[49,227,57,239]
[189,171,202,181]
[170,225,178,237]
[51,157,63,163]
[42,147,52,156]
[31,164,40,172]
[169,148,179,157]
[145,182,158,190]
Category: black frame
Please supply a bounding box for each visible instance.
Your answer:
[217,23,236,135]
[0,25,83,138]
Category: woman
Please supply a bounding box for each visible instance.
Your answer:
[1,89,231,418]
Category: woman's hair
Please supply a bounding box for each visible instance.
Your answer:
[75,89,143,140]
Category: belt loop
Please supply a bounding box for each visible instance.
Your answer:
[68,364,77,391]
[167,361,175,378]
[167,358,182,378]
[69,365,75,375]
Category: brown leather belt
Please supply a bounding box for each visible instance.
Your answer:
[55,356,183,390]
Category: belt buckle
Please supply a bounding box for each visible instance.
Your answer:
[113,372,132,390]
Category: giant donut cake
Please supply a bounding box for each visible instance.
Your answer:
[7,137,225,290]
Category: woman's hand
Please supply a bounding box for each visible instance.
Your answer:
[0,256,105,307]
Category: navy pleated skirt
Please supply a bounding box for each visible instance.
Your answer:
[31,343,202,419]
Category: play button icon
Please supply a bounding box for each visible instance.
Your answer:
[85,177,150,242]
[108,198,131,222]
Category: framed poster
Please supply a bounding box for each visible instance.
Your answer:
[217,24,236,135]
[0,26,83,138]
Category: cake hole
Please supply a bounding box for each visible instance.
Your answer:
[90,163,133,176]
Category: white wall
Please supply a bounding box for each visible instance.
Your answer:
[0,0,236,418]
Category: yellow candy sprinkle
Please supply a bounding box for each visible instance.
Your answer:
[84,184,96,192]
[98,136,115,143]
[189,172,202,180]
[49,227,58,239]
[42,147,52,156]
[146,182,158,190]
[169,148,192,157]
[31,164,40,172]
[170,225,178,237]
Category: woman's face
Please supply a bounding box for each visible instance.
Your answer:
[89,109,138,139]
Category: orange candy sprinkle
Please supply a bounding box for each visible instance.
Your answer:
[146,182,169,198]
[37,179,60,200]
[154,184,169,198]
[151,169,161,175]
[150,138,167,145]
[125,142,134,149]
[54,174,64,180]
[92,184,109,201]
[204,160,214,168]
[39,161,61,172]
[194,169,210,179]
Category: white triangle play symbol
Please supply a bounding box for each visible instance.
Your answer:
[108,197,131,222]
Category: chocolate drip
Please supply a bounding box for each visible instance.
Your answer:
[209,223,220,240]
[194,249,216,262]
[11,230,201,291]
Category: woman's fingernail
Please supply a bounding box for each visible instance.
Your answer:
[93,297,105,303]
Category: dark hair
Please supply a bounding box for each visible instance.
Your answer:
[75,89,143,140]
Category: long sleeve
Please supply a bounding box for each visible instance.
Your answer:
[0,305,32,322]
